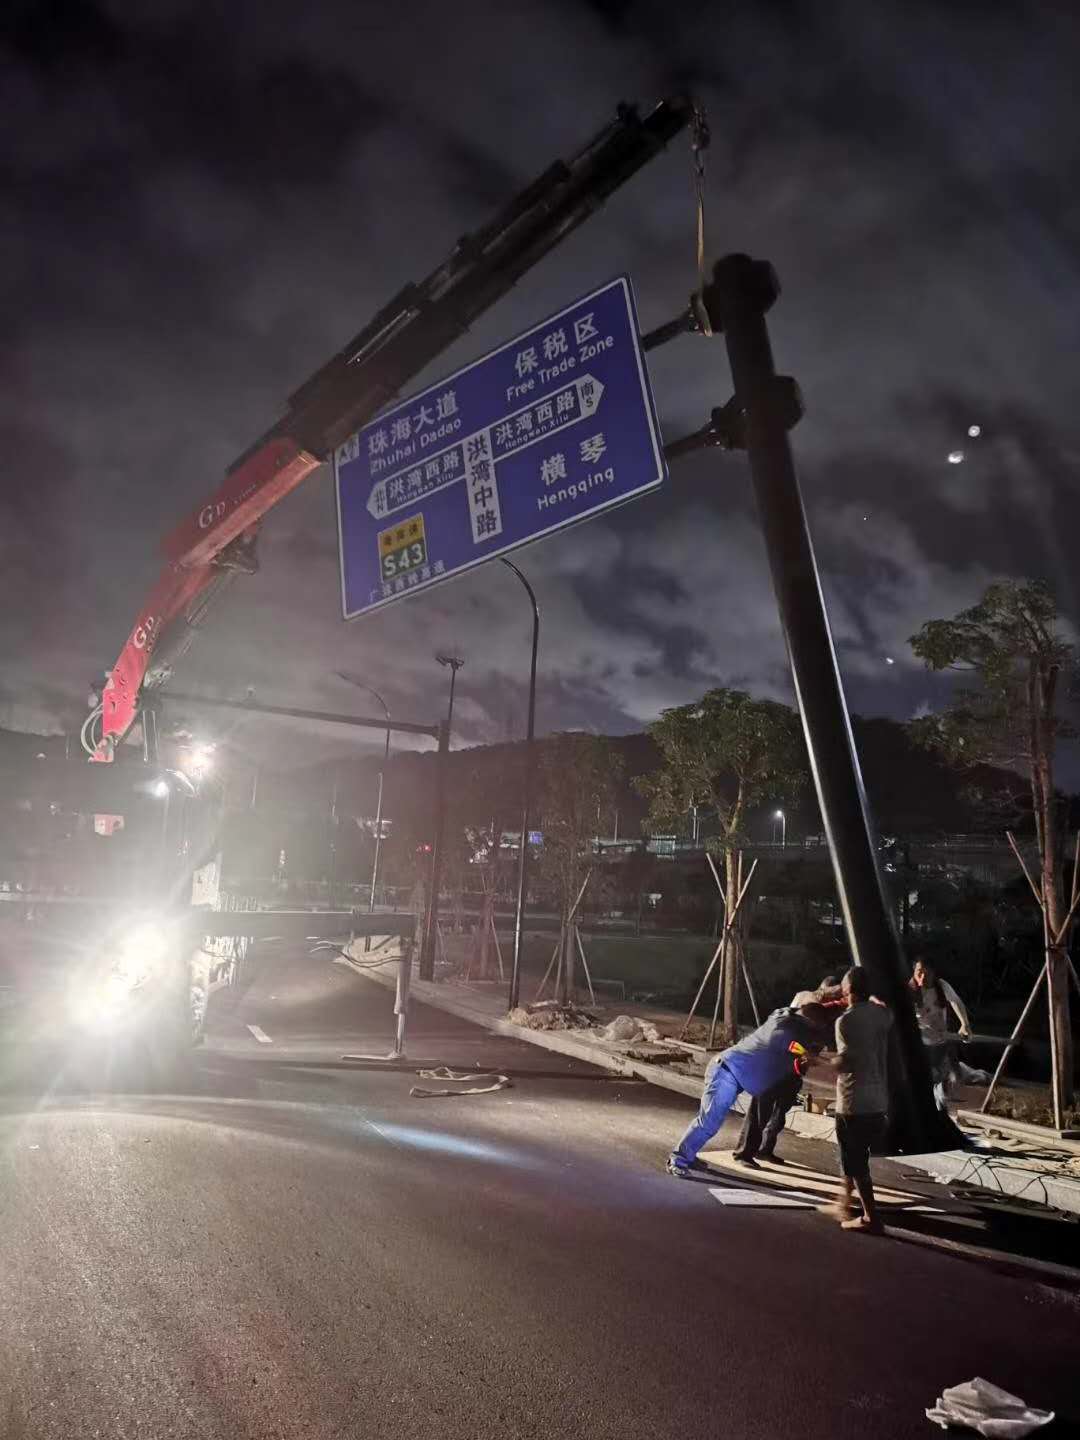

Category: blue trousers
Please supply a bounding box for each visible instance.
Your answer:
[670,1058,742,1168]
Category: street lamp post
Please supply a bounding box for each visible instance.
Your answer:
[436,654,465,737]
[334,674,391,948]
[500,558,539,1013]
[420,656,464,981]
[701,251,955,1152]
[370,707,391,915]
[774,809,786,847]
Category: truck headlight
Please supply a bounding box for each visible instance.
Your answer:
[112,921,169,984]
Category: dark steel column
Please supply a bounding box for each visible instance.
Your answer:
[419,719,450,980]
[703,253,959,1153]
[501,558,539,1012]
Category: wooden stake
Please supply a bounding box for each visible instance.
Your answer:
[706,849,761,1035]
[681,933,725,1039]
[535,935,561,1001]
[490,908,505,981]
[1053,886,1080,948]
[1044,907,1065,1132]
[574,925,596,1007]
[1006,830,1042,908]
[740,951,762,1027]
[680,856,758,1042]
[567,870,592,925]
[980,961,1048,1114]
[998,827,1072,1124]
[708,933,726,1051]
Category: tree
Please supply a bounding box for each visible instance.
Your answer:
[910,579,1077,1103]
[634,689,807,1042]
[536,733,623,1003]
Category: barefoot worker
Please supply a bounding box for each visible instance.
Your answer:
[667,1003,830,1178]
[820,966,893,1234]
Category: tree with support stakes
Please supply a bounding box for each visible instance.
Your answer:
[534,734,622,1006]
[635,689,806,1045]
[679,851,761,1046]
[910,579,1077,1110]
[978,831,1080,1130]
[443,747,524,981]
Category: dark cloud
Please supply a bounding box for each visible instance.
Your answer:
[2,0,1078,779]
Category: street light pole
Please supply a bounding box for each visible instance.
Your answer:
[371,712,390,914]
[500,558,539,1013]
[702,252,957,1153]
[436,654,465,738]
[334,674,392,945]
[775,809,786,847]
[420,656,464,981]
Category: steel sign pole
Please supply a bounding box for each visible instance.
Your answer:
[420,720,451,981]
[702,253,959,1154]
[421,657,463,980]
[501,558,539,1013]
[354,684,392,952]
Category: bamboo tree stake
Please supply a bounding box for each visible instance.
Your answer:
[574,926,597,1006]
[984,832,1080,1121]
[709,850,744,1048]
[536,938,561,998]
[979,962,1049,1114]
[534,870,592,1003]
[706,850,761,1029]
[679,855,758,1041]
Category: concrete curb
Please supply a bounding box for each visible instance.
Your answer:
[341,949,1080,1217]
[340,955,708,1098]
[343,951,838,1134]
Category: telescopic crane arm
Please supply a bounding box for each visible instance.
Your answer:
[90,96,695,761]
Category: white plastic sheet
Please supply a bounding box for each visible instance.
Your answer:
[926,1378,1054,1437]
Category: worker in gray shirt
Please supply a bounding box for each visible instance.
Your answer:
[816,966,893,1234]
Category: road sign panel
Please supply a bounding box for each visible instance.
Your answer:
[334,275,666,619]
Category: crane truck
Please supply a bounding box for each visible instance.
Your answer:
[1,98,698,1063]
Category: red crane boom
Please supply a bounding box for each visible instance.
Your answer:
[89,97,695,760]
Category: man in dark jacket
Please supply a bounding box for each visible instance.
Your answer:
[734,980,844,1166]
[668,1003,829,1177]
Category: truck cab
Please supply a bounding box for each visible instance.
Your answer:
[0,755,221,1062]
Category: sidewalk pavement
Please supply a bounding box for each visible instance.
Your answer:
[341,940,1080,1217]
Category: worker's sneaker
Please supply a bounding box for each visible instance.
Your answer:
[666,1159,695,1179]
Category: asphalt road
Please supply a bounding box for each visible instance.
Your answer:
[1,945,1077,1439]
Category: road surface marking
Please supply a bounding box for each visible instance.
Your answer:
[246,1024,273,1044]
[709,1187,814,1208]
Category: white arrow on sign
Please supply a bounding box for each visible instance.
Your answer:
[366,374,605,521]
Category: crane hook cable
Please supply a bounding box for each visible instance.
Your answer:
[690,99,713,337]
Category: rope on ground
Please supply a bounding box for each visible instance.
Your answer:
[314,940,399,970]
[410,1067,512,1098]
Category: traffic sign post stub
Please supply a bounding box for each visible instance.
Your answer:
[334,275,666,619]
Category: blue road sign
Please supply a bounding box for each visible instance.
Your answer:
[334,275,666,619]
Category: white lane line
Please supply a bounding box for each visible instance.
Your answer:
[246,1024,273,1044]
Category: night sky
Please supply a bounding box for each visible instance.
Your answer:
[3,1,1079,771]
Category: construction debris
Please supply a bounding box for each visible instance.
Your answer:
[508,1002,597,1032]
[597,1015,663,1045]
[926,1378,1053,1437]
